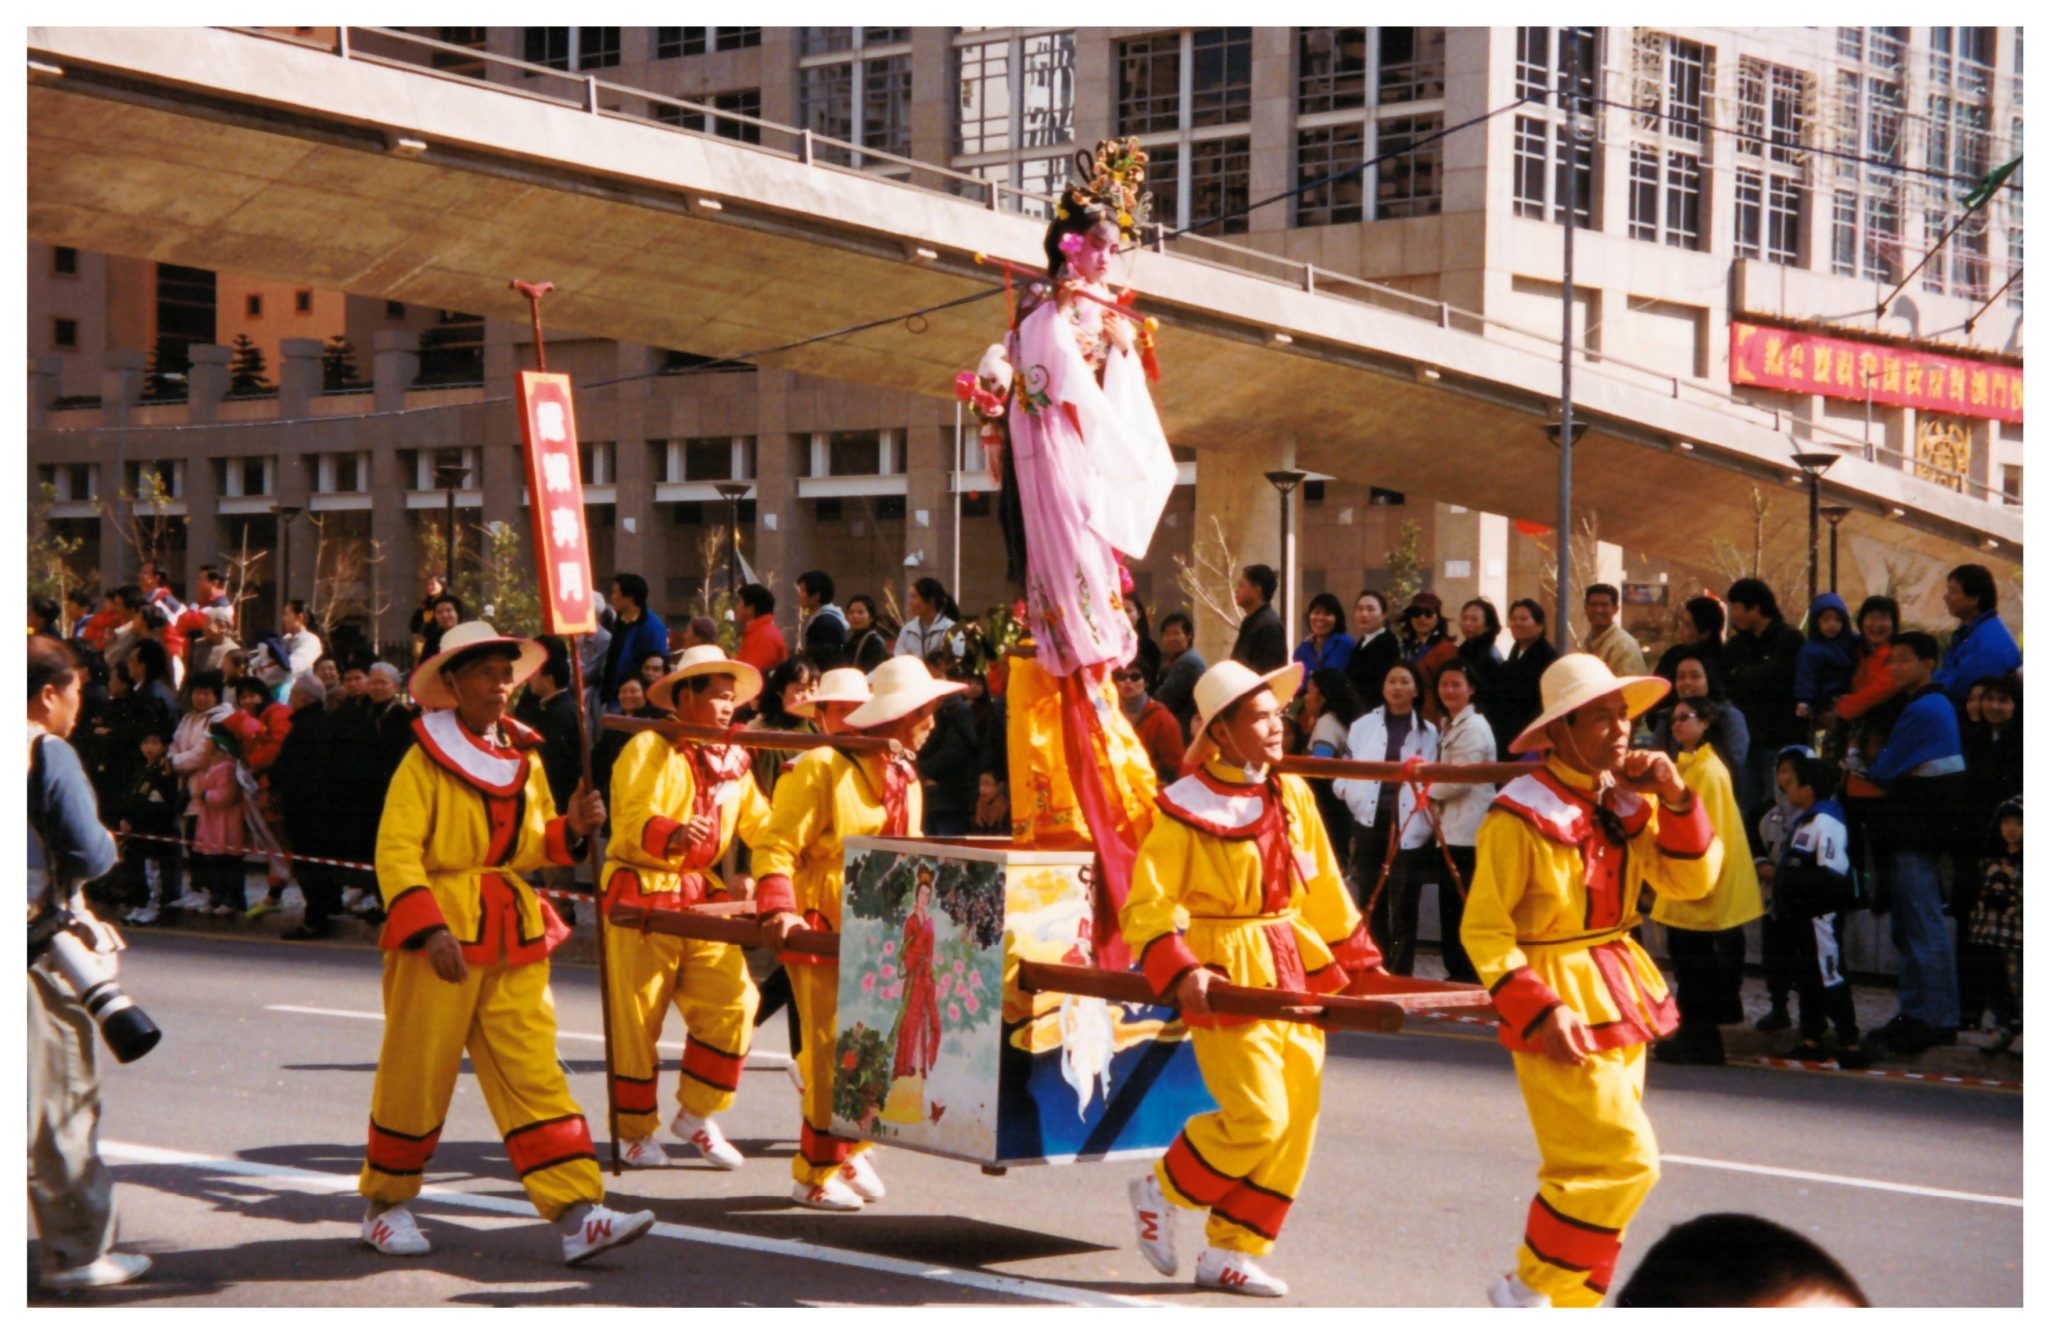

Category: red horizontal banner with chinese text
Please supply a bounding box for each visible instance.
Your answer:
[516,370,598,636]
[1729,321,2022,424]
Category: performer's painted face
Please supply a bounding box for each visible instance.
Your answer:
[1214,687,1285,769]
[1069,219,1118,282]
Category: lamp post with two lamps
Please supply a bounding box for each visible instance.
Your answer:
[432,461,470,592]
[1790,452,1839,605]
[714,482,753,601]
[1264,469,1308,643]
[1819,504,1851,593]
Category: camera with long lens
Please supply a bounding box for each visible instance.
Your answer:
[28,907,162,1064]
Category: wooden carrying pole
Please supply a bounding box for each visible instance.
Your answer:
[511,277,622,1175]
[1277,756,1539,785]
[599,714,894,754]
[609,900,840,957]
[1017,961,1493,1032]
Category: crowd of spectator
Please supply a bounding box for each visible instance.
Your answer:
[33,551,2022,1062]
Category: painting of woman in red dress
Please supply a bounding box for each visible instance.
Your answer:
[882,871,943,1124]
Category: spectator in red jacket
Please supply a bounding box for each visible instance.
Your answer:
[734,582,789,675]
[1114,659,1185,781]
[1832,595,1905,726]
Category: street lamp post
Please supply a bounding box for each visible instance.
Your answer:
[1264,469,1308,643]
[1819,504,1851,593]
[1790,453,1839,605]
[271,502,303,623]
[1554,35,1587,653]
[432,462,469,592]
[714,482,753,600]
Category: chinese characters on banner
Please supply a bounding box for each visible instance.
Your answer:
[1729,320,2023,425]
[515,370,597,636]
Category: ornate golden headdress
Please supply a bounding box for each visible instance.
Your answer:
[1054,137,1153,242]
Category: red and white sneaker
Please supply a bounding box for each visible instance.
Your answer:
[618,1136,670,1169]
[361,1203,431,1257]
[1196,1247,1289,1298]
[670,1111,744,1170]
[1488,1271,1553,1308]
[1128,1173,1181,1276]
[838,1154,886,1202]
[791,1175,865,1211]
[561,1204,656,1266]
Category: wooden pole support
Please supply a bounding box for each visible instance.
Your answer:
[608,900,841,958]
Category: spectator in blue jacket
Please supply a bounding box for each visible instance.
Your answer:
[1793,592,1855,726]
[1865,631,1966,1054]
[600,572,670,707]
[1932,564,2020,709]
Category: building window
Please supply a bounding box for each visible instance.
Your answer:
[52,317,78,349]
[1829,34,1909,280]
[1116,32,1182,136]
[156,263,216,371]
[952,30,1075,160]
[52,246,78,276]
[800,30,913,169]
[1377,28,1445,104]
[655,28,703,60]
[1735,168,1803,265]
[245,293,263,318]
[523,27,570,71]
[1923,82,1994,299]
[1117,30,1254,235]
[294,289,313,314]
[317,452,369,494]
[1188,29,1252,127]
[1188,137,1250,236]
[1733,57,1810,265]
[1375,114,1442,218]
[1512,27,1598,225]
[1294,123,1366,226]
[2002,463,2022,505]
[432,27,485,77]
[385,299,405,319]
[1292,30,1445,228]
[575,27,620,71]
[715,28,761,51]
[1297,28,1366,115]
[1626,34,1710,251]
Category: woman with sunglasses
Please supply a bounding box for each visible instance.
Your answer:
[1650,696,1763,1066]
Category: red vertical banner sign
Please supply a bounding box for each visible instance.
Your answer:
[515,370,598,636]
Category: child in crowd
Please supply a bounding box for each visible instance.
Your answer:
[1792,594,1855,731]
[1761,748,1869,1068]
[1616,1213,1868,1307]
[119,729,181,926]
[1967,796,2022,1056]
[192,726,249,916]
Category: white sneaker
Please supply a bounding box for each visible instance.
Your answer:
[361,1203,431,1256]
[561,1204,656,1266]
[40,1251,152,1290]
[128,904,160,926]
[1196,1246,1289,1298]
[171,891,211,911]
[791,1175,865,1212]
[339,887,366,912]
[671,1112,744,1170]
[838,1153,885,1201]
[1488,1271,1552,1308]
[617,1137,670,1169]
[1129,1172,1182,1276]
[279,883,307,913]
[211,903,237,916]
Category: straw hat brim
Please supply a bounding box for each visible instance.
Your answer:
[648,658,763,713]
[1193,662,1304,743]
[842,678,968,729]
[409,635,546,711]
[788,670,872,717]
[1511,675,1670,754]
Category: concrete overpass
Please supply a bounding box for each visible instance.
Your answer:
[27,25,2022,598]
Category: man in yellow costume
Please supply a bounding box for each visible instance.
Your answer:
[1121,661,1383,1298]
[358,622,655,1265]
[1461,655,1723,1308]
[753,657,963,1211]
[601,645,770,1170]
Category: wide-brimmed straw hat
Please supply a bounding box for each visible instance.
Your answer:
[789,666,870,719]
[1191,660,1303,743]
[1510,652,1670,754]
[409,621,546,711]
[647,644,762,713]
[843,657,966,730]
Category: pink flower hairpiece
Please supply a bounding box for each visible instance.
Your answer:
[1058,232,1086,258]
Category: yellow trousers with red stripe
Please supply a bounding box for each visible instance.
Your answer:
[789,961,871,1187]
[1154,1017,1323,1256]
[604,924,758,1141]
[1510,1043,1658,1307]
[358,950,601,1222]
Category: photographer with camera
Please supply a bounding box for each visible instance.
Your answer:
[27,634,156,1290]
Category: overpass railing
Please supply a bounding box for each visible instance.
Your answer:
[221,26,2010,507]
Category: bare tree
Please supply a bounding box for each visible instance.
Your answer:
[28,483,89,612]
[1173,513,1246,631]
[104,467,176,573]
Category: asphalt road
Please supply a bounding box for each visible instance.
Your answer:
[30,932,2022,1307]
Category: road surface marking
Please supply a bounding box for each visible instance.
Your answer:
[1662,1154,2022,1208]
[264,1004,793,1065]
[102,1141,1158,1307]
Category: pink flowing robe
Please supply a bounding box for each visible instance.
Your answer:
[1005,282,1177,677]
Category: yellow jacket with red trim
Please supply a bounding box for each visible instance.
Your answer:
[751,747,923,936]
[1460,757,1722,1054]
[374,710,581,965]
[1122,758,1380,1010]
[601,730,772,909]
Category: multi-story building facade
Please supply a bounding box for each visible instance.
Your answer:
[30,26,2022,652]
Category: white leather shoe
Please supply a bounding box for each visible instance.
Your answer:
[561,1204,655,1266]
[1196,1246,1289,1297]
[671,1111,744,1170]
[1128,1172,1181,1276]
[361,1203,431,1257]
[791,1175,865,1212]
[838,1154,885,1202]
[618,1137,670,1169]
[40,1251,152,1290]
[1488,1271,1553,1307]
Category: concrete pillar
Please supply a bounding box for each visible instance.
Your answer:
[903,419,951,617]
[185,344,230,422]
[751,377,798,615]
[28,356,61,427]
[99,351,148,587]
[1191,438,1295,664]
[277,337,324,417]
[372,330,420,412]
[367,444,415,652]
[180,447,222,584]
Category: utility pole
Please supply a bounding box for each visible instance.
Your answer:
[1554,34,1581,652]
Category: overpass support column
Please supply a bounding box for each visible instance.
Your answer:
[99,350,149,587]
[1190,438,1296,666]
[367,443,415,654]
